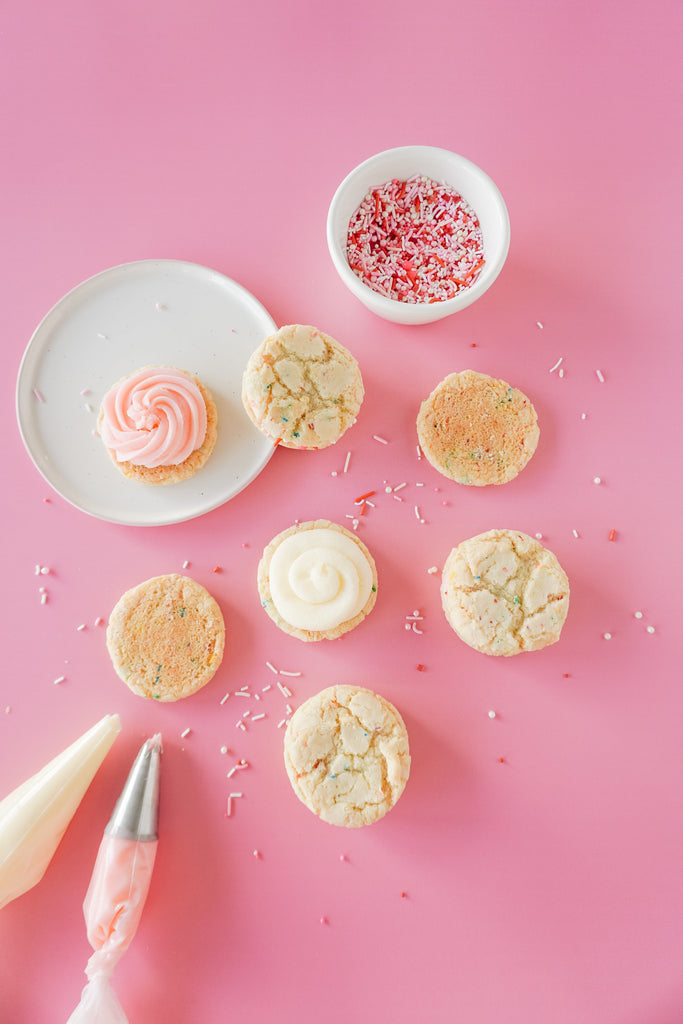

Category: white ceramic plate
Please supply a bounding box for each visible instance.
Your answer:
[16,260,277,526]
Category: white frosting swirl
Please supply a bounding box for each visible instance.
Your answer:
[269,529,374,631]
[100,367,207,468]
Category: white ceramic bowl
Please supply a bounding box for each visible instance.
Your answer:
[326,146,510,325]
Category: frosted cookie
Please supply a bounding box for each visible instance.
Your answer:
[284,685,410,827]
[417,369,539,485]
[241,324,364,448]
[98,366,217,485]
[106,574,225,700]
[258,519,377,641]
[441,529,569,656]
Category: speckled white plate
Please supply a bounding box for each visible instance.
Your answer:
[16,259,277,526]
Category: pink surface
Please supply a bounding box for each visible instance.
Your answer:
[1,2,681,1022]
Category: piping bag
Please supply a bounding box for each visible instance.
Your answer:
[0,714,121,911]
[67,734,162,1024]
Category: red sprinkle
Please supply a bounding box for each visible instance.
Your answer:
[347,174,485,304]
[354,490,376,503]
[608,529,617,542]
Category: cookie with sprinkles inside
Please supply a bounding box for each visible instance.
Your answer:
[441,530,570,656]
[258,519,378,641]
[106,574,225,700]
[241,324,364,448]
[98,365,217,485]
[417,369,539,485]
[284,685,411,827]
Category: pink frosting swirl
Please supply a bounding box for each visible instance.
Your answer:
[100,367,208,468]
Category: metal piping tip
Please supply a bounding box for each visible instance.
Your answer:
[105,734,162,842]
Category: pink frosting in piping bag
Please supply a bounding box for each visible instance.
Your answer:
[66,735,161,1024]
[100,367,207,468]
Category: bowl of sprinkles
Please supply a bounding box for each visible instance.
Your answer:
[327,146,510,324]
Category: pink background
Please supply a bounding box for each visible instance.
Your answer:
[1,2,681,1022]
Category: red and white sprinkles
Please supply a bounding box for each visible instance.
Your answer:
[346,174,485,304]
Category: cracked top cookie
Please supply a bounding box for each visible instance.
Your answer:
[441,530,569,655]
[284,685,410,827]
[106,574,225,700]
[417,369,539,485]
[241,324,364,449]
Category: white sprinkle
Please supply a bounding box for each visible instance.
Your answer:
[414,506,425,523]
[603,632,612,640]
[549,357,563,373]
[572,529,580,538]
[53,676,66,685]
[392,493,403,502]
[535,532,543,540]
[4,707,10,714]
[40,566,50,575]
[343,451,351,473]
[393,482,407,492]
[226,792,243,816]
[236,720,247,730]
[41,593,48,604]
[385,485,392,493]
[634,611,643,619]
[251,713,266,722]
[412,622,423,634]
[536,321,544,329]
[285,704,293,715]
[373,435,388,445]
[427,566,438,574]
[331,471,338,477]
[279,669,301,678]
[34,564,41,575]
[94,617,105,627]
[80,388,91,396]
[182,560,190,569]
[33,388,45,403]
[265,661,278,674]
[234,690,251,698]
[581,412,587,420]
[227,766,237,778]
[76,623,86,631]
[646,625,655,634]
[277,682,293,698]
[220,745,229,754]
[84,402,93,413]
[261,684,272,692]
[416,444,423,460]
[180,728,191,739]
[558,368,565,378]
[96,332,108,340]
[596,369,605,383]
[277,718,287,728]
[220,692,231,705]
[488,710,497,719]
[415,481,424,487]
[155,301,167,311]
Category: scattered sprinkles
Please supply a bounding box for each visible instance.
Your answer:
[347,174,485,304]
[549,357,563,373]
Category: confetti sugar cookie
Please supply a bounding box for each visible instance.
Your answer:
[441,529,569,656]
[258,519,377,641]
[417,369,539,485]
[106,574,225,700]
[241,324,363,449]
[98,365,217,485]
[284,685,410,827]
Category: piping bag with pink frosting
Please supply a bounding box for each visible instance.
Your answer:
[67,734,162,1024]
